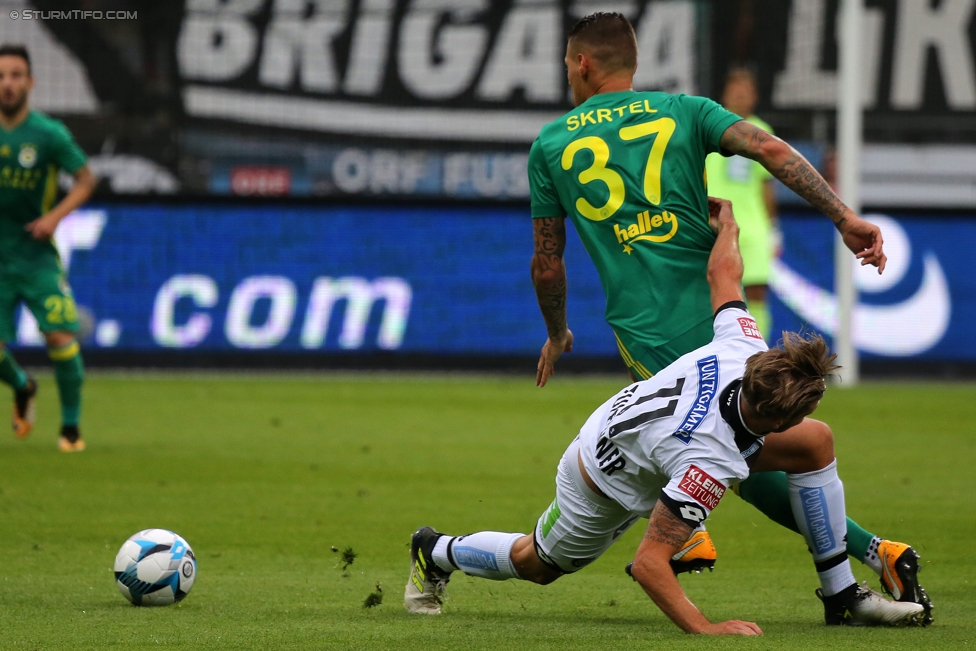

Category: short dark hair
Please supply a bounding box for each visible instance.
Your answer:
[0,45,30,74]
[568,12,637,74]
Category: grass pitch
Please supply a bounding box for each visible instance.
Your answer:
[0,372,973,650]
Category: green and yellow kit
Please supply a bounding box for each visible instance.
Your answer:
[529,90,741,378]
[0,110,87,341]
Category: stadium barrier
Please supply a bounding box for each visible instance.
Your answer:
[10,202,975,377]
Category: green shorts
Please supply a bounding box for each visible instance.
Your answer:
[0,259,80,342]
[613,317,714,379]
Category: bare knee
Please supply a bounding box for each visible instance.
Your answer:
[44,331,75,348]
[808,420,835,466]
[510,535,562,585]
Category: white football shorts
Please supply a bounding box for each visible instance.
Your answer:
[533,437,641,573]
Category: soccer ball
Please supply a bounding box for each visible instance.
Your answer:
[114,529,197,606]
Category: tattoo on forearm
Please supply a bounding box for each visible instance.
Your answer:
[720,121,849,228]
[532,217,568,338]
[644,501,693,548]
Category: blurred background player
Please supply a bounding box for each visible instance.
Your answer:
[705,67,778,339]
[0,45,96,452]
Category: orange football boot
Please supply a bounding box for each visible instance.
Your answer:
[878,540,933,625]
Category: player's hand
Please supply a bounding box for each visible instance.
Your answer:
[699,620,763,636]
[706,196,736,233]
[839,214,886,274]
[24,214,60,241]
[536,329,573,388]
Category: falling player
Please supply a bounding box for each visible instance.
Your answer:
[404,199,928,631]
[526,13,928,618]
[0,45,95,451]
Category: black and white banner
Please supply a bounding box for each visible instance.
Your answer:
[9,0,976,197]
[176,0,701,143]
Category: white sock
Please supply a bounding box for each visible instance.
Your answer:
[788,460,857,597]
[431,535,456,573]
[437,531,523,581]
[863,536,883,575]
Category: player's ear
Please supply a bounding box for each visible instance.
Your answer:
[578,53,589,79]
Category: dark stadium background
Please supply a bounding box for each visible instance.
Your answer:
[7,0,975,377]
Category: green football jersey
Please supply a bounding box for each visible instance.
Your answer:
[0,110,87,270]
[529,90,741,349]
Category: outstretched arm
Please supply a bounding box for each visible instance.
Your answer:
[631,501,762,635]
[719,120,886,273]
[531,217,573,387]
[706,197,745,313]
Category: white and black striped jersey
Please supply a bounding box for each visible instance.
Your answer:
[578,302,768,525]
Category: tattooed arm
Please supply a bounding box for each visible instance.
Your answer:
[531,217,573,387]
[719,120,886,273]
[631,500,762,635]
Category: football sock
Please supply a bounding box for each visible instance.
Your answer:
[49,340,83,427]
[787,460,856,596]
[433,531,523,581]
[861,536,884,575]
[0,348,28,390]
[737,471,881,569]
[431,535,456,573]
[747,297,772,341]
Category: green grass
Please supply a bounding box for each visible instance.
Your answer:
[0,372,974,650]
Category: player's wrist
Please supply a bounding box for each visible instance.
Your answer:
[547,327,569,343]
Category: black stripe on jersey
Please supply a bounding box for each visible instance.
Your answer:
[718,379,765,467]
[609,378,684,421]
[633,377,685,406]
[608,399,680,438]
[714,300,748,317]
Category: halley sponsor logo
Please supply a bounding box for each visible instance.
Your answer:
[737,317,763,340]
[452,546,499,573]
[672,355,718,444]
[798,487,836,555]
[771,215,950,356]
[678,465,726,510]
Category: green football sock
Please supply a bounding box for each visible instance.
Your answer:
[736,471,877,565]
[49,340,84,427]
[0,347,28,390]
[746,297,772,341]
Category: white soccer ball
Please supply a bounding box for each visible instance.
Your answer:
[114,529,197,606]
